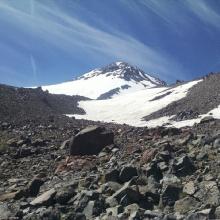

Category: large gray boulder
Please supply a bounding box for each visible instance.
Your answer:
[70,126,114,155]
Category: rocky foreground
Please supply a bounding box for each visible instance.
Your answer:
[1,116,220,219]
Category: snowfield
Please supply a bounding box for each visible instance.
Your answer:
[68,79,205,128]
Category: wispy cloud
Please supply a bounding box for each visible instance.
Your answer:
[3,0,214,84]
[30,54,37,84]
[185,0,220,29]
[130,0,220,31]
[121,0,195,34]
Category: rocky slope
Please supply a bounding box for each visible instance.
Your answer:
[144,73,220,122]
[0,84,87,123]
[1,114,220,219]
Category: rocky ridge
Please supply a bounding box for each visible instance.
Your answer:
[0,84,87,123]
[144,73,220,122]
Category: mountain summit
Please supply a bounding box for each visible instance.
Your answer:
[42,62,166,99]
[79,62,166,86]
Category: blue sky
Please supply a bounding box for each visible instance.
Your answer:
[0,0,220,87]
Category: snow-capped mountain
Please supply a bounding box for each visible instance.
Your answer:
[42,62,166,99]
[41,62,220,128]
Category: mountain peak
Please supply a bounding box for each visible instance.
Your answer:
[80,61,166,86]
[42,62,166,99]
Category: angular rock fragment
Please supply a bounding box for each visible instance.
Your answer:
[174,196,199,214]
[105,169,119,183]
[119,166,138,183]
[194,181,220,206]
[0,190,25,202]
[27,178,44,197]
[173,155,195,176]
[30,188,56,206]
[55,186,76,205]
[183,181,196,195]
[161,184,182,207]
[106,179,141,206]
[185,208,215,220]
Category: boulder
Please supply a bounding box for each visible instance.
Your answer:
[0,190,25,202]
[106,179,141,206]
[146,162,163,181]
[27,178,44,197]
[185,208,215,220]
[213,138,220,148]
[119,166,138,183]
[70,126,114,155]
[124,203,139,214]
[173,155,195,176]
[82,197,105,218]
[105,169,119,183]
[30,188,56,206]
[194,181,220,206]
[183,181,196,195]
[100,181,122,195]
[0,204,12,220]
[161,184,182,207]
[141,149,158,164]
[174,197,199,214]
[83,201,95,219]
[214,206,220,219]
[55,186,76,205]
[161,174,181,186]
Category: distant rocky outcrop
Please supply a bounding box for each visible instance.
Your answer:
[144,73,220,121]
[0,84,88,123]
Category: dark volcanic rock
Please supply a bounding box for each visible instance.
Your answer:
[104,169,120,182]
[161,184,182,207]
[27,178,44,197]
[172,155,195,176]
[119,166,138,183]
[70,126,114,155]
[55,186,76,205]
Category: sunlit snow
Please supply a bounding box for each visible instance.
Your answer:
[68,79,203,127]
